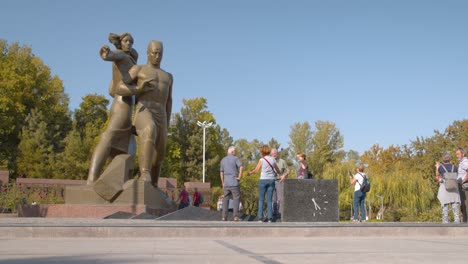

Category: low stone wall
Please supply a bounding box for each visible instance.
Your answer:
[0,170,9,185]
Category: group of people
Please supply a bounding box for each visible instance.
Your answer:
[176,186,204,209]
[220,145,312,222]
[435,147,468,223]
[348,147,468,224]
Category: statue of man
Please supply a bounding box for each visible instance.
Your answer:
[116,40,173,187]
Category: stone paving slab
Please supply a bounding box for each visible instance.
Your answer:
[0,237,467,264]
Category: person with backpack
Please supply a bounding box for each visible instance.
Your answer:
[349,164,368,223]
[436,151,460,223]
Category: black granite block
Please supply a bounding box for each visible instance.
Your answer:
[104,211,136,219]
[281,179,339,222]
[131,212,157,220]
[155,206,258,221]
[156,206,222,221]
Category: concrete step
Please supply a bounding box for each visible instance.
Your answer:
[1,218,467,238]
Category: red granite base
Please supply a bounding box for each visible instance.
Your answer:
[19,204,174,218]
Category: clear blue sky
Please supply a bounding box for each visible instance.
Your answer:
[2,0,467,154]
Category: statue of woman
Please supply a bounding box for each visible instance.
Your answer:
[87,33,138,184]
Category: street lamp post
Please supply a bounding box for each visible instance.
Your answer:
[197,121,213,183]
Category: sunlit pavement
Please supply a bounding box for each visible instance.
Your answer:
[0,236,467,264]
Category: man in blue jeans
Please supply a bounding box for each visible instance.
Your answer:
[349,164,367,222]
[220,146,243,221]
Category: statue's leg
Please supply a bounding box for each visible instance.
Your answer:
[87,135,112,185]
[150,116,168,187]
[138,139,155,182]
[135,110,157,183]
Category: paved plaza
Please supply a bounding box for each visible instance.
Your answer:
[0,218,467,263]
[0,236,466,264]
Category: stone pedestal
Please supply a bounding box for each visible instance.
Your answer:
[281,179,339,222]
[66,179,174,207]
[61,179,177,218]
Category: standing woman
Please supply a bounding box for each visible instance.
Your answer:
[248,145,281,223]
[349,164,367,222]
[296,152,311,179]
[87,33,138,184]
[436,151,460,223]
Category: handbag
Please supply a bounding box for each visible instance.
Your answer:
[462,182,468,191]
[440,164,458,192]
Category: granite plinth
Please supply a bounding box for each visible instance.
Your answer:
[65,179,175,209]
[104,211,136,219]
[54,179,177,218]
[157,206,221,221]
[131,212,157,219]
[24,204,174,218]
[281,179,339,222]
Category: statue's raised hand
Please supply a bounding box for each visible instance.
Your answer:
[99,45,110,59]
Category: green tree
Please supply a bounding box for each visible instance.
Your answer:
[168,97,227,186]
[308,121,345,178]
[74,94,109,136]
[0,40,71,174]
[16,109,56,178]
[288,121,313,157]
[54,95,109,179]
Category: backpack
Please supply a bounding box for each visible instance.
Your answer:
[358,173,371,193]
[440,164,458,192]
[198,193,204,204]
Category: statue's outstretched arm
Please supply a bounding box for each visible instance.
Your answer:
[99,45,125,62]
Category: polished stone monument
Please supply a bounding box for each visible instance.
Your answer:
[281,179,339,222]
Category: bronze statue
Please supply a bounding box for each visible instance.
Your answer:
[87,33,138,185]
[116,40,173,187]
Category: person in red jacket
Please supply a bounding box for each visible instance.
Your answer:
[193,187,201,207]
[177,185,189,209]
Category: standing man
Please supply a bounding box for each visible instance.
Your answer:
[271,148,289,220]
[456,147,468,222]
[117,40,173,187]
[220,146,243,221]
[350,164,367,222]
